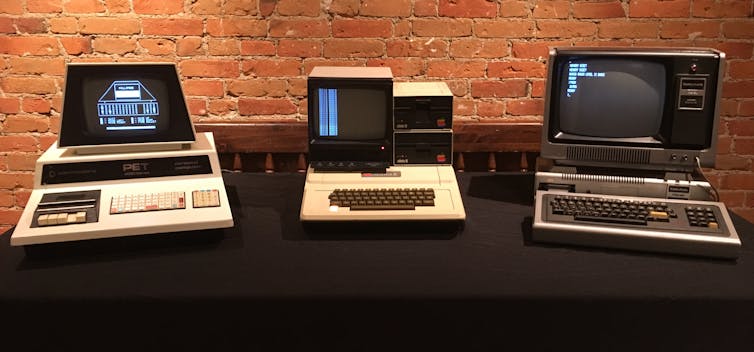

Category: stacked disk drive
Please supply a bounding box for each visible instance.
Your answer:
[393,82,454,165]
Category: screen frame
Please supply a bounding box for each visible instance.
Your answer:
[58,62,196,149]
[541,47,724,172]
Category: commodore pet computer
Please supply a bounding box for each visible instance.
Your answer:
[533,47,741,258]
[11,63,233,248]
[300,67,465,223]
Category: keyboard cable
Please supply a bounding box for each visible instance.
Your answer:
[695,156,720,202]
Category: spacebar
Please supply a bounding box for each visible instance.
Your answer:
[574,215,647,226]
[350,205,415,210]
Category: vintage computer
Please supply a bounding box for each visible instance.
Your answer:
[10,63,233,248]
[533,47,741,258]
[299,67,465,223]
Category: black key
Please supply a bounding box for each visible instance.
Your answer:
[574,214,647,226]
[350,204,415,210]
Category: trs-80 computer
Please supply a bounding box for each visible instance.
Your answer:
[532,47,741,258]
[10,63,233,248]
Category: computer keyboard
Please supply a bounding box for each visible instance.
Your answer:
[312,161,389,173]
[328,188,435,210]
[532,190,741,258]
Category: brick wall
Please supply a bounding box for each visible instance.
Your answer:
[0,0,753,231]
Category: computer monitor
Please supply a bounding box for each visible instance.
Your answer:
[541,47,725,172]
[58,63,196,153]
[307,66,393,164]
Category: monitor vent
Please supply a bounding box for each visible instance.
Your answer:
[561,173,645,185]
[566,146,650,165]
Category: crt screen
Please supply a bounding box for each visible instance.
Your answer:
[558,58,666,138]
[316,88,386,140]
[81,77,169,137]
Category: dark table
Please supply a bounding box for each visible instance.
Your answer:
[1,172,753,351]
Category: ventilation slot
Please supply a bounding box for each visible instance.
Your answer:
[566,146,650,165]
[561,173,644,185]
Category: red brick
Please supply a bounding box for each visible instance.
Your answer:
[439,0,497,18]
[0,98,20,114]
[449,39,510,58]
[287,78,307,96]
[599,21,659,39]
[723,173,754,190]
[278,0,320,16]
[741,101,754,116]
[0,191,13,207]
[538,20,597,38]
[278,40,322,57]
[15,18,48,33]
[629,0,689,18]
[454,98,475,116]
[39,135,58,150]
[0,18,13,33]
[367,58,424,77]
[177,37,204,56]
[0,37,60,55]
[60,37,92,55]
[723,81,754,98]
[333,19,392,38]
[415,0,437,16]
[703,42,753,60]
[0,136,39,152]
[28,0,63,13]
[723,21,754,39]
[93,37,137,55]
[329,0,360,16]
[3,115,49,133]
[715,155,751,171]
[387,39,449,58]
[183,80,225,97]
[531,79,545,98]
[49,17,78,33]
[361,0,411,17]
[660,21,720,39]
[206,19,267,37]
[65,0,105,13]
[15,190,31,208]
[191,0,222,15]
[728,120,754,136]
[533,0,569,19]
[9,57,65,75]
[475,20,535,38]
[208,100,236,115]
[500,1,531,17]
[208,39,240,56]
[1,77,57,94]
[0,1,24,14]
[717,190,745,207]
[80,17,139,34]
[240,40,276,56]
[471,80,527,98]
[238,98,297,115]
[139,38,176,56]
[143,19,204,36]
[730,61,754,80]
[506,99,544,116]
[242,59,301,77]
[179,60,239,78]
[511,40,569,59]
[302,59,365,75]
[736,138,754,155]
[187,99,207,116]
[0,210,23,226]
[573,1,625,19]
[427,60,486,78]
[324,39,385,58]
[134,0,183,14]
[22,98,52,113]
[720,99,739,117]
[106,0,131,13]
[488,61,545,78]
[476,101,506,117]
[692,0,752,18]
[225,0,258,15]
[395,19,410,36]
[413,18,473,37]
[269,19,329,38]
[7,153,38,171]
[227,79,287,97]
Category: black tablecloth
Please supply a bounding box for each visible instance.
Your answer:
[1,172,753,351]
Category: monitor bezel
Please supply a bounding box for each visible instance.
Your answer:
[58,62,196,152]
[541,47,725,172]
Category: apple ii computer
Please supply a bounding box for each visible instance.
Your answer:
[11,63,233,249]
[533,47,741,258]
